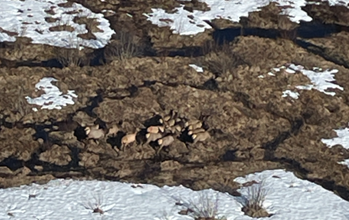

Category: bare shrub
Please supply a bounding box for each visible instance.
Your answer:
[13,27,30,52]
[239,181,271,218]
[201,41,247,78]
[55,47,83,67]
[173,191,227,220]
[80,193,115,215]
[51,33,88,67]
[104,31,143,62]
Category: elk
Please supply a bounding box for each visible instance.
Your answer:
[157,135,175,154]
[162,110,177,122]
[191,131,210,144]
[165,118,176,127]
[121,132,137,150]
[174,121,186,132]
[144,132,163,145]
[106,124,119,137]
[188,121,203,131]
[187,128,206,135]
[185,119,201,127]
[147,125,165,134]
[85,125,105,140]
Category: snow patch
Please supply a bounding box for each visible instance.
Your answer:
[189,64,204,72]
[339,159,349,168]
[0,0,114,48]
[146,0,312,35]
[310,0,349,6]
[234,169,349,219]
[322,127,349,168]
[322,127,349,149]
[271,63,343,99]
[25,77,77,110]
[282,89,300,99]
[288,64,343,96]
[1,169,349,219]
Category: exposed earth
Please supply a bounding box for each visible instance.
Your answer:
[2,0,349,204]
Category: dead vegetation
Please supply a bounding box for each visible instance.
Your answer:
[201,42,247,79]
[49,24,75,32]
[239,181,271,218]
[103,31,144,62]
[174,191,227,220]
[53,45,84,67]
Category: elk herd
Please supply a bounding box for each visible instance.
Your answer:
[84,110,211,154]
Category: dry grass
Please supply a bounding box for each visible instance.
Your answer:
[55,47,83,67]
[239,181,271,218]
[200,41,247,78]
[80,193,115,215]
[51,23,87,67]
[173,191,227,220]
[103,31,143,62]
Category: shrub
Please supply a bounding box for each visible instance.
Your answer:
[173,191,227,220]
[239,181,271,218]
[55,46,83,67]
[201,41,247,78]
[80,193,115,215]
[103,31,143,62]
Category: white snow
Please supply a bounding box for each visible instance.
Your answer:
[282,89,300,99]
[322,127,349,149]
[322,127,349,168]
[235,169,349,219]
[146,0,349,35]
[25,77,77,111]
[146,0,312,35]
[339,159,349,167]
[270,63,343,99]
[289,64,343,96]
[313,0,349,6]
[1,169,349,219]
[189,64,204,72]
[0,0,114,48]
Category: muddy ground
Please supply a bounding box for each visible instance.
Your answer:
[1,0,349,202]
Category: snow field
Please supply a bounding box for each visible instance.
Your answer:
[1,169,349,219]
[0,0,114,48]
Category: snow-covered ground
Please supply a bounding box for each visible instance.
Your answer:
[189,64,204,73]
[146,0,312,35]
[322,127,349,168]
[146,0,349,35]
[1,169,349,220]
[25,77,77,111]
[265,63,343,99]
[0,0,114,48]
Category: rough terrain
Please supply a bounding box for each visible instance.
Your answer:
[1,0,349,202]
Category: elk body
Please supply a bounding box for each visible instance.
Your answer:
[188,128,206,135]
[85,125,105,140]
[162,110,177,122]
[165,119,176,127]
[185,119,202,128]
[192,131,210,144]
[106,124,119,137]
[145,132,163,145]
[121,132,137,149]
[147,125,164,134]
[157,135,175,154]
[188,121,203,131]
